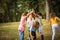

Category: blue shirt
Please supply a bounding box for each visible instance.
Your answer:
[30,26,36,32]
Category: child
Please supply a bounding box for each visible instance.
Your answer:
[50,12,60,40]
[27,13,35,40]
[36,12,44,40]
[27,15,34,40]
[18,12,30,40]
[30,21,39,40]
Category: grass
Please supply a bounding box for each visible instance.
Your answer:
[0,19,60,40]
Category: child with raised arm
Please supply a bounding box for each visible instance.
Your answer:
[27,13,35,40]
[18,12,31,40]
[36,12,44,40]
[27,11,34,40]
[50,12,60,40]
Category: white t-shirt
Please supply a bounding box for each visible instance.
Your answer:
[35,16,42,26]
[27,18,34,27]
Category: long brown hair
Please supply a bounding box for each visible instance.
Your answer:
[37,12,42,16]
[50,12,56,18]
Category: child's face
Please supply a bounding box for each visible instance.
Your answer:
[35,22,39,27]
[33,22,39,28]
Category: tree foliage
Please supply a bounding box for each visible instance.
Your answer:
[0,0,60,23]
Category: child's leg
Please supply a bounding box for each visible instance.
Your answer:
[57,25,60,33]
[58,27,60,32]
[52,26,55,40]
[34,32,36,40]
[39,26,44,40]
[41,35,44,40]
[30,31,33,40]
[19,31,24,40]
[30,31,36,40]
[39,26,43,35]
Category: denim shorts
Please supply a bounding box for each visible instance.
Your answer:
[30,31,36,40]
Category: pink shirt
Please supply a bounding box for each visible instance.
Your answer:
[18,16,27,31]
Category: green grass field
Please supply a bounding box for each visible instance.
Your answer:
[0,19,60,40]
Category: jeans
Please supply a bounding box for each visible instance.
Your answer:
[19,31,24,40]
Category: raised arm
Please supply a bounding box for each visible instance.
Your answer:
[56,17,60,21]
[26,10,34,17]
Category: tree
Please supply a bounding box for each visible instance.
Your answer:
[49,0,60,17]
[29,0,39,12]
[45,0,49,21]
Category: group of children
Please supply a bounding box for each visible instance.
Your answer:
[18,10,60,40]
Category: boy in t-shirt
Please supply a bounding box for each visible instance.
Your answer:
[30,21,39,40]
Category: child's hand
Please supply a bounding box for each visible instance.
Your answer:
[31,9,35,13]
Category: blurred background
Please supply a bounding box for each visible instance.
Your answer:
[0,0,60,23]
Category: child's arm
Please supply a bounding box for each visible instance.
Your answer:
[30,26,34,40]
[26,10,34,17]
[31,9,37,17]
[56,17,60,21]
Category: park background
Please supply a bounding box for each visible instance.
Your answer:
[0,0,60,40]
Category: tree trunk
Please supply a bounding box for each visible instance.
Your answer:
[45,0,49,22]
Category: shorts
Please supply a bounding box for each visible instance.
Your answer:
[37,26,44,35]
[30,31,36,40]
